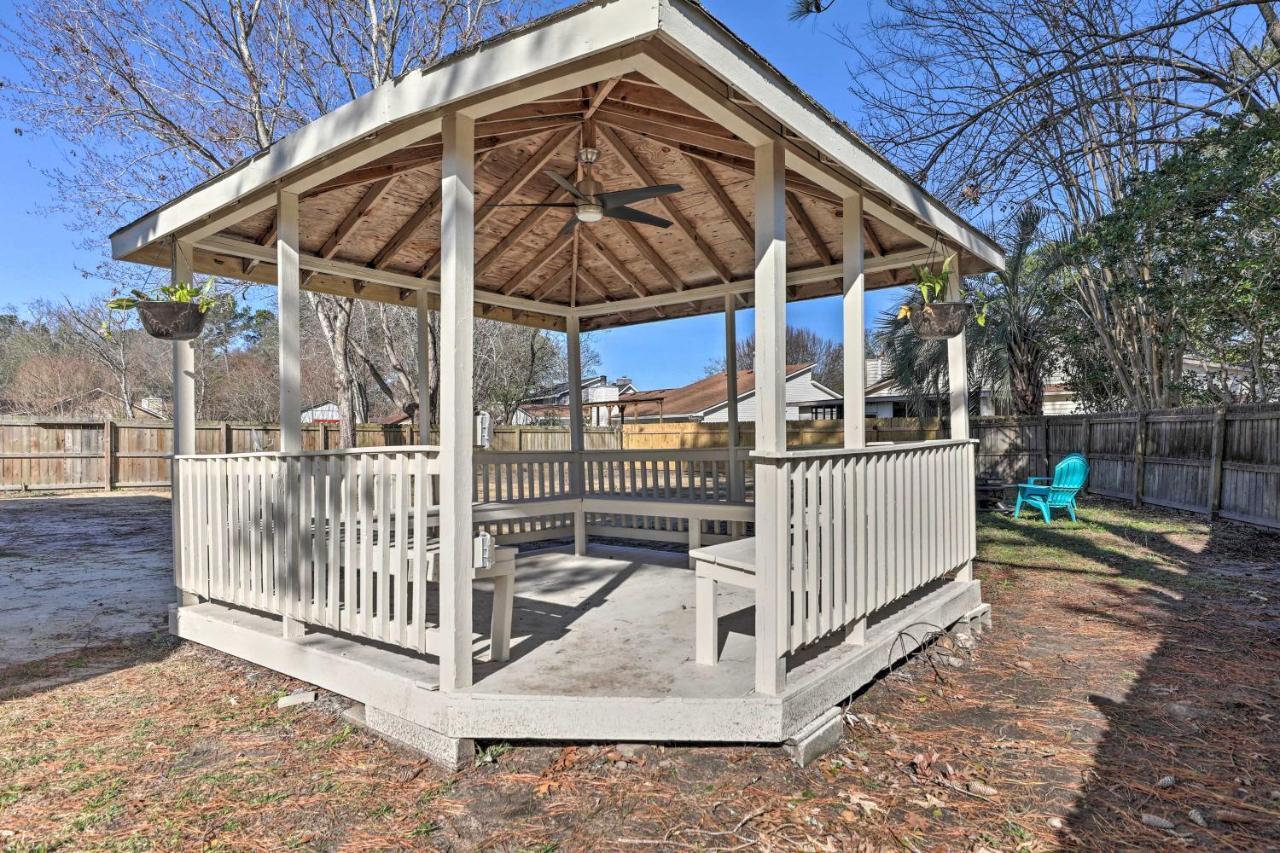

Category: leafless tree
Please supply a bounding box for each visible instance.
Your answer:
[2,0,535,442]
[706,326,844,392]
[803,0,1280,409]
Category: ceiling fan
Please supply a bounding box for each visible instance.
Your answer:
[489,145,683,237]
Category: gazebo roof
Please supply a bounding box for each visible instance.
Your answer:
[110,0,1004,332]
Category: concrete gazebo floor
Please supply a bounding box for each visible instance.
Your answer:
[173,542,984,747]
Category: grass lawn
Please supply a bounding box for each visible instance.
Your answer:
[1,499,1278,850]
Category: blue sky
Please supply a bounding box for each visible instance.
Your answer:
[0,0,907,390]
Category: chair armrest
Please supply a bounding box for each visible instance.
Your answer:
[1018,483,1050,496]
[1025,476,1050,484]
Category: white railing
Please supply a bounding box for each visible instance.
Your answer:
[175,446,441,653]
[582,448,752,540]
[767,439,976,654]
[473,450,576,503]
[582,448,748,502]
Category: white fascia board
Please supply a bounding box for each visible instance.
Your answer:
[573,248,932,319]
[110,0,662,260]
[653,0,1004,271]
[198,235,569,318]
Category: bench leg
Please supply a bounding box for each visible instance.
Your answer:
[488,572,514,663]
[696,572,718,665]
[572,508,587,556]
[687,518,702,569]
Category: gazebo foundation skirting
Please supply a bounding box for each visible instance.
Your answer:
[109,0,1003,767]
[170,543,986,767]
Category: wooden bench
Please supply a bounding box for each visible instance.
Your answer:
[421,543,516,662]
[688,537,757,665]
[581,496,752,565]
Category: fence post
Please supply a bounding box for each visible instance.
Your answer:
[1080,416,1092,495]
[102,419,115,491]
[1041,417,1051,476]
[1133,411,1147,506]
[221,422,232,454]
[1207,405,1227,519]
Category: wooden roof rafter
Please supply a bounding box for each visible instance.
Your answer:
[419,124,579,279]
[596,123,732,285]
[501,232,574,296]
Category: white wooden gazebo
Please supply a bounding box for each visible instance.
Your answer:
[111,0,1002,768]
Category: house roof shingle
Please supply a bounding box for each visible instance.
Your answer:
[619,364,812,419]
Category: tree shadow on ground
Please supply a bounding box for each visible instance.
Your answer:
[989,500,1280,848]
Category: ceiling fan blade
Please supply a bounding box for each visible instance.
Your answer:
[604,205,673,229]
[597,184,683,209]
[557,216,580,237]
[481,202,577,208]
[543,169,587,201]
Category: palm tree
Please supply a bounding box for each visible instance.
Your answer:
[874,206,1060,416]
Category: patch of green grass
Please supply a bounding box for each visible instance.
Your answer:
[409,819,441,838]
[1004,819,1031,842]
[418,780,454,805]
[474,742,511,767]
[250,790,289,806]
[322,725,352,749]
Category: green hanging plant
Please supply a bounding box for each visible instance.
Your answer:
[104,278,221,341]
[896,255,988,328]
[105,279,219,313]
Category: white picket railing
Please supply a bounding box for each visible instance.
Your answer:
[582,448,752,539]
[473,450,576,503]
[175,441,976,669]
[175,446,441,653]
[771,439,976,654]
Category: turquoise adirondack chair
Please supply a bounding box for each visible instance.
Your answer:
[1014,453,1089,524]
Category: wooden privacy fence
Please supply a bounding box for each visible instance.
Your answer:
[0,419,619,492]
[3,404,1277,531]
[972,403,1280,530]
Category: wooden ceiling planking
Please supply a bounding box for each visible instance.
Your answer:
[597,123,732,284]
[198,72,950,331]
[297,185,368,257]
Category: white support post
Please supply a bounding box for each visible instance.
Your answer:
[416,289,432,444]
[171,239,199,606]
[276,188,305,638]
[724,294,741,504]
[753,140,788,696]
[843,193,867,451]
[566,313,588,556]
[438,111,476,692]
[277,190,302,453]
[946,257,974,582]
[842,192,867,645]
[946,259,970,441]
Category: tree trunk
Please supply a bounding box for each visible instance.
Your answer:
[308,293,366,448]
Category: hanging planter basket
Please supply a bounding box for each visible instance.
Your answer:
[908,302,971,340]
[136,301,208,341]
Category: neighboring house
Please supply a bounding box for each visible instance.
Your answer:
[865,356,1253,417]
[512,375,637,427]
[619,364,842,423]
[301,402,341,424]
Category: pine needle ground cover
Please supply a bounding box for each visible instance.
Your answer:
[1,500,1277,850]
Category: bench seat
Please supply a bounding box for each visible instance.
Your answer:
[583,496,752,563]
[689,537,757,665]
[417,543,517,662]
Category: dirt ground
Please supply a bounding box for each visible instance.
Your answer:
[1,496,1278,851]
[0,493,173,669]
